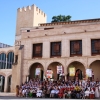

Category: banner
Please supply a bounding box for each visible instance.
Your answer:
[57,66,63,74]
[86,69,92,77]
[46,70,53,78]
[35,68,41,75]
[69,67,75,76]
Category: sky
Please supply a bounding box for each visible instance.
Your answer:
[0,0,100,46]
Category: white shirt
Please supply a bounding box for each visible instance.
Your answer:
[22,89,26,94]
[85,90,90,96]
[88,87,90,91]
[99,86,100,91]
[51,90,55,94]
[55,90,59,94]
[90,90,94,94]
[36,90,42,97]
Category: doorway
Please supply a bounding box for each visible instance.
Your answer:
[29,63,44,81]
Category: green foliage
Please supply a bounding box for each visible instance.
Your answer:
[51,15,71,22]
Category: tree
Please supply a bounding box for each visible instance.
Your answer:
[51,15,71,23]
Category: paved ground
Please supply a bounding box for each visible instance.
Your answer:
[0,96,100,99]
[0,93,16,96]
[0,96,67,99]
[0,96,37,99]
[0,93,100,99]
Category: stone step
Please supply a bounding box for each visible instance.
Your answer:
[0,93,16,96]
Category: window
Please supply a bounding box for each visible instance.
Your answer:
[32,43,42,58]
[51,42,61,57]
[15,55,18,63]
[0,53,6,69]
[44,27,54,30]
[27,30,30,32]
[70,40,82,57]
[7,52,14,69]
[73,41,80,52]
[91,39,100,56]
[35,46,41,54]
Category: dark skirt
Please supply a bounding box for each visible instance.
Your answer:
[45,94,50,98]
[33,93,36,97]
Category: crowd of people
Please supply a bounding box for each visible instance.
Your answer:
[15,77,100,99]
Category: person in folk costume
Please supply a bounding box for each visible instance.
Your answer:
[67,73,69,81]
[70,84,73,91]
[89,87,95,99]
[63,88,68,98]
[75,70,79,81]
[58,88,63,98]
[92,71,94,80]
[36,87,42,97]
[85,88,90,99]
[95,84,100,98]
[22,88,26,97]
[96,78,99,84]
[87,79,90,86]
[78,70,83,80]
[67,88,71,99]
[98,84,100,98]
[92,85,95,93]
[79,80,82,87]
[16,85,19,97]
[19,87,23,97]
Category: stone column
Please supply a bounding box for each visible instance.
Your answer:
[82,38,91,56]
[4,76,8,92]
[64,66,67,81]
[42,41,50,58]
[43,65,47,80]
[6,57,7,69]
[61,39,67,57]
[66,39,70,57]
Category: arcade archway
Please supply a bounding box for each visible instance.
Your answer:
[0,75,5,92]
[47,62,64,80]
[29,63,44,81]
[90,60,100,81]
[67,61,85,80]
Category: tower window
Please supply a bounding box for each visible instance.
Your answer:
[27,30,30,32]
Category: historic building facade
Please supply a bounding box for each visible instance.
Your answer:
[0,46,14,92]
[0,4,100,93]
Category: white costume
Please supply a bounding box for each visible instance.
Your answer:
[36,89,42,97]
[99,85,100,97]
[95,86,99,98]
[85,90,90,97]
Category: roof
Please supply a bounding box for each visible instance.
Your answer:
[40,18,100,26]
[0,42,12,48]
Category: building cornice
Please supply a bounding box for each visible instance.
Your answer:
[39,18,100,26]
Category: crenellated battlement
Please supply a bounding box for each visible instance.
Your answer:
[17,4,46,17]
[16,4,47,35]
[17,5,34,12]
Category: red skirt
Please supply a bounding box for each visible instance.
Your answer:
[89,94,95,99]
[58,93,63,98]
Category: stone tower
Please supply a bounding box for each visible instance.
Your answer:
[16,4,47,36]
[11,4,47,92]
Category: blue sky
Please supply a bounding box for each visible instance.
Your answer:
[0,0,100,46]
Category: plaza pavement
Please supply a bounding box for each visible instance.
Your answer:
[0,93,100,99]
